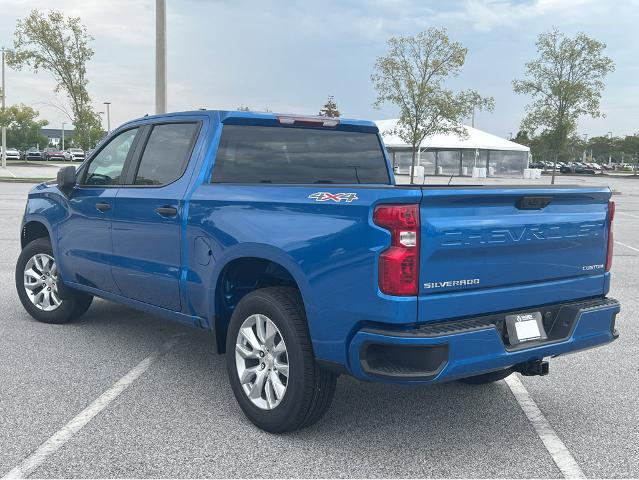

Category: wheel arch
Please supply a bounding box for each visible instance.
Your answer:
[21,219,53,249]
[210,248,312,354]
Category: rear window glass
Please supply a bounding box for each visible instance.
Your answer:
[211,125,390,184]
[134,123,198,186]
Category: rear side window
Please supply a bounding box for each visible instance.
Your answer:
[134,123,198,186]
[212,125,390,184]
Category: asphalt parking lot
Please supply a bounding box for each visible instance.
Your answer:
[0,176,637,478]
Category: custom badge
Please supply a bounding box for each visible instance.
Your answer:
[308,192,359,203]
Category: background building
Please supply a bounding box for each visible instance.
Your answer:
[376,119,530,177]
[40,128,74,148]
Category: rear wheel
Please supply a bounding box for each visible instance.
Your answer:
[15,237,93,324]
[458,368,513,385]
[226,287,337,433]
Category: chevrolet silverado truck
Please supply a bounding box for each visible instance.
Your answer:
[15,110,620,432]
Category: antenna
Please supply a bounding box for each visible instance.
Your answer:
[447,174,454,186]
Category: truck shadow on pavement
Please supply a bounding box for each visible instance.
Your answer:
[21,298,558,477]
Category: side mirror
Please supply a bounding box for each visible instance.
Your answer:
[57,166,77,196]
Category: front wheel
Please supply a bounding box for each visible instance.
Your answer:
[15,237,93,324]
[226,287,337,433]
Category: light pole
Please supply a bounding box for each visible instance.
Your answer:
[608,131,613,167]
[1,47,9,169]
[156,0,167,114]
[61,122,66,152]
[103,102,111,133]
[582,133,588,162]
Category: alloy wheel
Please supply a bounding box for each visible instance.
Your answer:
[23,253,61,311]
[235,314,289,410]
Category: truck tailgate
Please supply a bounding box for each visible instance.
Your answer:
[418,186,612,322]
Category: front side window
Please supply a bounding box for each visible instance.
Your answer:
[212,125,390,184]
[82,128,139,186]
[133,123,198,186]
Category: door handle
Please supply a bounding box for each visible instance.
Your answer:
[95,202,111,212]
[155,206,178,217]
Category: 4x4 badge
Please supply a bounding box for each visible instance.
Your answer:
[308,192,358,203]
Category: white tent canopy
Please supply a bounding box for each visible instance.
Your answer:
[375,119,529,152]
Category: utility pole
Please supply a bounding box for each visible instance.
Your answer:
[582,133,588,162]
[61,122,66,151]
[155,0,167,114]
[1,47,7,169]
[103,102,111,133]
[608,131,613,167]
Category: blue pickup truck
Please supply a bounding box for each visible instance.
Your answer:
[16,110,619,432]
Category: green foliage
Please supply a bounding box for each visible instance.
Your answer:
[0,103,49,150]
[513,28,615,158]
[7,9,102,150]
[319,95,341,117]
[371,28,494,182]
[524,130,639,167]
[513,130,531,145]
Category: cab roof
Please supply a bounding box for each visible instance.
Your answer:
[121,109,379,133]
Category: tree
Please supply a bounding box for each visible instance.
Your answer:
[372,28,494,183]
[0,104,48,150]
[513,29,615,183]
[587,135,614,163]
[621,134,639,174]
[319,95,340,117]
[513,130,531,146]
[7,10,103,150]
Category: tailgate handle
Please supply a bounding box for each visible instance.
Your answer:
[516,196,552,210]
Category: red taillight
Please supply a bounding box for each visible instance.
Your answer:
[373,204,420,296]
[606,200,615,272]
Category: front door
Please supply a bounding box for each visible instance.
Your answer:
[111,122,200,311]
[57,127,141,293]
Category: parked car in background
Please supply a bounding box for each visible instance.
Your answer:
[64,148,85,162]
[43,148,66,161]
[0,147,21,160]
[25,148,43,161]
[560,163,596,174]
[85,149,95,160]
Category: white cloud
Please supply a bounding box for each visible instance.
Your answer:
[436,0,606,32]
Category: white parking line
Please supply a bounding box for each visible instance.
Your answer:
[615,240,639,253]
[0,168,16,178]
[617,211,639,219]
[2,335,182,479]
[505,375,585,479]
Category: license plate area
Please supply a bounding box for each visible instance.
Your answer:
[505,311,547,346]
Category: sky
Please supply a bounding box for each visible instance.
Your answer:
[0,0,637,138]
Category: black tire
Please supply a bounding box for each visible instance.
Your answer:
[458,368,513,385]
[226,287,337,433]
[15,237,93,324]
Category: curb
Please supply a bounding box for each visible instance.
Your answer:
[0,177,51,183]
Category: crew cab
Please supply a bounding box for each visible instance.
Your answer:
[16,110,620,432]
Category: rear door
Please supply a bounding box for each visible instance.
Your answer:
[418,186,612,322]
[111,120,202,311]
